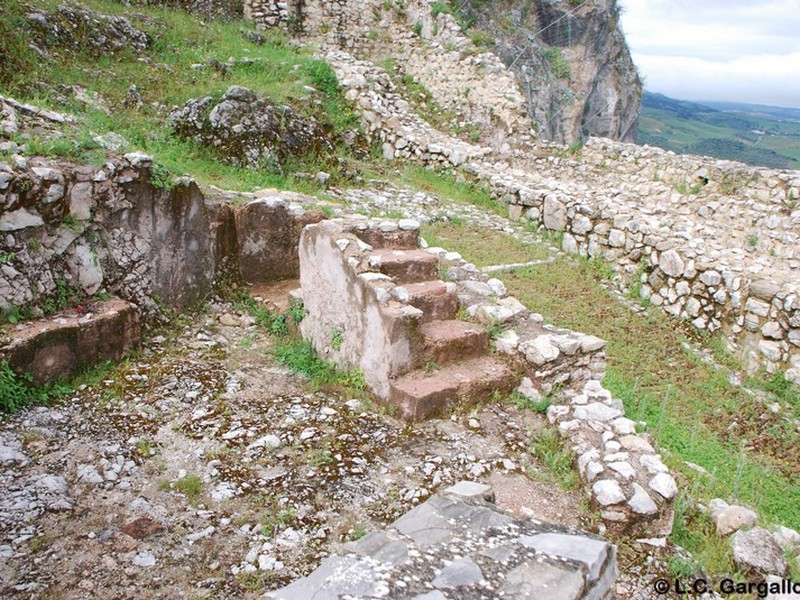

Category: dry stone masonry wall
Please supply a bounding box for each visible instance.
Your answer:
[432,243,677,537]
[0,153,326,319]
[245,0,530,143]
[325,50,800,381]
[244,0,638,146]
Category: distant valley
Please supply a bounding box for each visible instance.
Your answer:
[636,91,800,170]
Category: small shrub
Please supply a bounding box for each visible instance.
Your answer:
[287,299,306,325]
[431,2,451,16]
[413,21,423,36]
[331,329,344,351]
[261,505,297,537]
[0,360,33,413]
[543,47,571,80]
[149,163,175,191]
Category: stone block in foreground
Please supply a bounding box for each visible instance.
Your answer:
[267,483,616,599]
[2,299,140,385]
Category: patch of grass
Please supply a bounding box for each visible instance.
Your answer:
[174,474,204,504]
[330,329,344,351]
[504,256,800,574]
[542,47,571,80]
[0,0,38,89]
[0,360,34,413]
[528,429,578,490]
[260,501,297,538]
[390,165,505,215]
[22,133,105,165]
[346,523,369,541]
[669,490,741,580]
[0,357,105,413]
[421,220,550,267]
[748,371,800,415]
[707,334,741,371]
[273,338,367,396]
[431,2,451,16]
[136,437,155,458]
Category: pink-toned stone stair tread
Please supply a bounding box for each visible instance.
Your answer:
[389,356,516,420]
[404,280,459,322]
[419,319,489,365]
[372,249,439,284]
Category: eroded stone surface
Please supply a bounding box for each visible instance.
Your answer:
[269,489,617,599]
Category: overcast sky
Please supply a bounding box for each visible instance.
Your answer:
[617,0,800,108]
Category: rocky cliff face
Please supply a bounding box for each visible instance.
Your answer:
[457,0,642,144]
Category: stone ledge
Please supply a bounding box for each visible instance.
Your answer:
[1,299,141,385]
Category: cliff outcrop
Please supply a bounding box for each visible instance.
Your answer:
[457,0,642,144]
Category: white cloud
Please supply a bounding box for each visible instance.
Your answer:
[618,0,800,107]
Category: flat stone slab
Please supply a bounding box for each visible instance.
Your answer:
[267,483,617,599]
[1,299,140,385]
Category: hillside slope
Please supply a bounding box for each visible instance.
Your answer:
[637,91,800,169]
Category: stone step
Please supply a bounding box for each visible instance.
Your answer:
[419,319,489,367]
[404,280,459,323]
[389,356,516,420]
[371,249,439,284]
[350,225,420,250]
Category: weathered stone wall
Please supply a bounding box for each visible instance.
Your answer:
[325,50,800,380]
[0,154,324,320]
[3,299,140,385]
[0,153,214,317]
[298,219,424,400]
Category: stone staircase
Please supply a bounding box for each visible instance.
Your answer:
[298,218,515,420]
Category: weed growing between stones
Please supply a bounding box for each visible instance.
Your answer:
[510,391,551,414]
[0,360,33,413]
[229,289,368,398]
[527,429,578,491]
[273,339,367,397]
[173,474,204,505]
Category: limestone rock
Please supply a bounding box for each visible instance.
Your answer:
[592,479,626,506]
[628,483,658,515]
[172,87,335,169]
[519,336,560,366]
[732,527,787,576]
[710,502,758,535]
[648,473,677,500]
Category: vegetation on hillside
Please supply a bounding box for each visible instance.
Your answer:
[638,91,800,169]
[0,0,360,191]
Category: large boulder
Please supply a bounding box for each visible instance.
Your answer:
[732,527,788,576]
[171,86,335,169]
